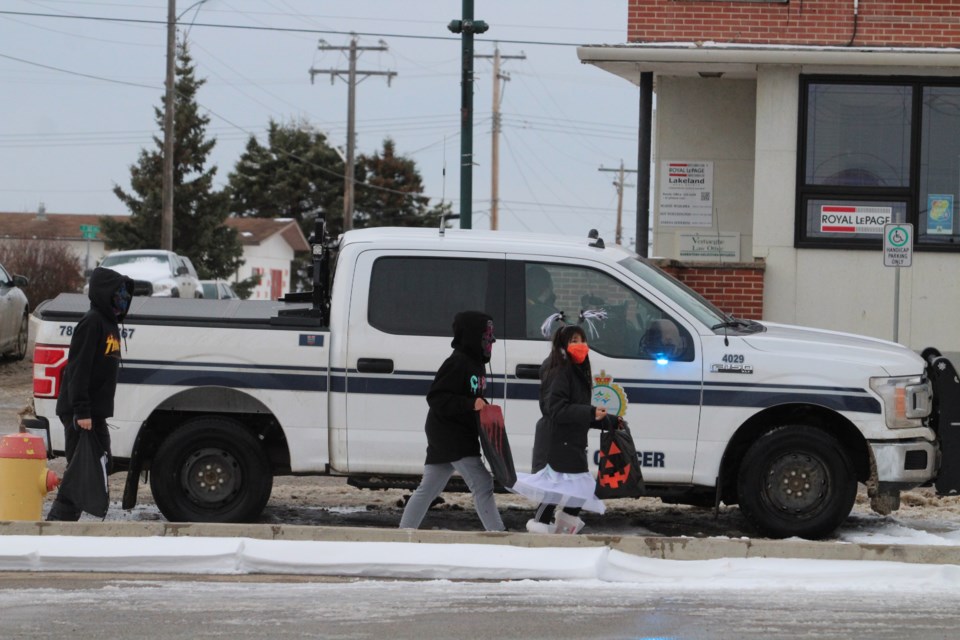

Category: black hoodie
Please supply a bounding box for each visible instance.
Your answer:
[422,311,493,465]
[56,267,135,421]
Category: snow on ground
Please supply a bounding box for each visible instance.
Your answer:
[3,533,960,591]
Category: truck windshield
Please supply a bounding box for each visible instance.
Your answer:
[102,254,167,268]
[617,256,729,329]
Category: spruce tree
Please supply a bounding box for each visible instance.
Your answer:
[353,138,444,229]
[102,40,243,281]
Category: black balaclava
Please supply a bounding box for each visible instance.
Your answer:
[88,267,135,322]
[451,311,495,364]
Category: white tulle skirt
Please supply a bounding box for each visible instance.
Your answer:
[509,465,606,514]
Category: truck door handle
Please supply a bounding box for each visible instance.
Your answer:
[357,358,394,374]
[515,364,541,380]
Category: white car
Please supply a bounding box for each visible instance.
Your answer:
[0,262,29,361]
[200,279,238,300]
[93,250,203,299]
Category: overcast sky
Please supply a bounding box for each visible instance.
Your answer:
[0,1,640,247]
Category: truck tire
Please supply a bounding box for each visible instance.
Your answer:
[150,418,273,523]
[737,425,856,540]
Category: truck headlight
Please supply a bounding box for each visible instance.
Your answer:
[869,375,932,429]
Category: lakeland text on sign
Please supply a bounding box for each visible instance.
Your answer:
[659,160,713,227]
[819,205,891,234]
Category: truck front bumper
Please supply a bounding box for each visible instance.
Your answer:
[869,439,937,485]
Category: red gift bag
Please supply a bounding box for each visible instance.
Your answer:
[477,404,517,489]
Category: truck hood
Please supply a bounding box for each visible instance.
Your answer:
[742,322,924,377]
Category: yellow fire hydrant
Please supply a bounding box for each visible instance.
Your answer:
[0,432,60,521]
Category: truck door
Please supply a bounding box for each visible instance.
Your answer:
[502,257,702,483]
[340,249,506,475]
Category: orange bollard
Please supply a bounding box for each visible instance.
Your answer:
[0,433,60,521]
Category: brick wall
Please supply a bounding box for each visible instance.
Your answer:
[653,258,766,320]
[628,0,960,47]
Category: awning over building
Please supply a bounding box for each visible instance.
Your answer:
[577,42,960,82]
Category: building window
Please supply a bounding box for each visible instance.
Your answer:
[797,76,960,250]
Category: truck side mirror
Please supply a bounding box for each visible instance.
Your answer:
[176,265,188,276]
[12,274,28,288]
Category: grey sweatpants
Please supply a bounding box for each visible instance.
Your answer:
[399,456,505,531]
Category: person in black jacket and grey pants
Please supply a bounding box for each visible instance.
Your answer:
[47,266,134,521]
[399,311,505,531]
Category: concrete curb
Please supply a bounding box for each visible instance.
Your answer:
[3,520,959,566]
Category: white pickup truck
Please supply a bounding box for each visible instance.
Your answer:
[25,224,960,539]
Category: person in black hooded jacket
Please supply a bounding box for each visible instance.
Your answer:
[512,324,619,534]
[399,311,506,531]
[47,266,134,521]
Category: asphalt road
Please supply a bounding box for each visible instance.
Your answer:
[2,572,960,640]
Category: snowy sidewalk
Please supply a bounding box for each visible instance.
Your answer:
[3,520,960,576]
[4,534,960,589]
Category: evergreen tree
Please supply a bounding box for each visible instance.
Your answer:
[227,119,344,289]
[228,119,343,228]
[353,138,444,229]
[102,40,244,282]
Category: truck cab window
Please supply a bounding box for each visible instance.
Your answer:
[523,262,691,360]
[369,257,491,336]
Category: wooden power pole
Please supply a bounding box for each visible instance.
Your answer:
[476,46,524,230]
[161,0,176,251]
[599,160,637,245]
[310,36,396,232]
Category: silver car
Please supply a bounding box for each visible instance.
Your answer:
[0,262,29,361]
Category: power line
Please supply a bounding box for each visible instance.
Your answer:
[0,10,598,47]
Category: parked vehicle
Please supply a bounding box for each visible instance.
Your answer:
[0,262,29,361]
[26,224,956,539]
[200,279,237,300]
[91,250,202,298]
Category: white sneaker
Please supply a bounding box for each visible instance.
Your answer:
[525,519,553,534]
[553,511,585,534]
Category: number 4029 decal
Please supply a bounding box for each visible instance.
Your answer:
[721,353,745,363]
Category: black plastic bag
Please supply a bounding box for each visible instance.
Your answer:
[595,423,645,499]
[477,404,517,489]
[58,428,109,518]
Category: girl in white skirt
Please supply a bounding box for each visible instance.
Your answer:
[512,324,618,534]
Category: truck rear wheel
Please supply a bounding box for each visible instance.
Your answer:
[150,418,273,523]
[737,425,856,540]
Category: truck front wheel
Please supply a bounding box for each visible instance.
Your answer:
[150,418,273,523]
[737,425,856,540]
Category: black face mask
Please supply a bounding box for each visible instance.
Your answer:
[112,287,131,318]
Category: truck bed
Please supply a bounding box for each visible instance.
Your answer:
[35,294,324,329]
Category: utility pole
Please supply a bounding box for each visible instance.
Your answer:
[599,160,637,246]
[476,46,525,230]
[161,0,176,251]
[448,1,488,229]
[310,36,396,232]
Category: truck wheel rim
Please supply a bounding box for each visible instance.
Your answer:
[180,447,242,507]
[763,453,828,515]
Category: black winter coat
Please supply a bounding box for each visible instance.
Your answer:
[543,359,609,473]
[423,311,491,465]
[56,267,134,421]
[530,357,551,473]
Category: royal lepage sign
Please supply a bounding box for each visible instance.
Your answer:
[819,205,891,234]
